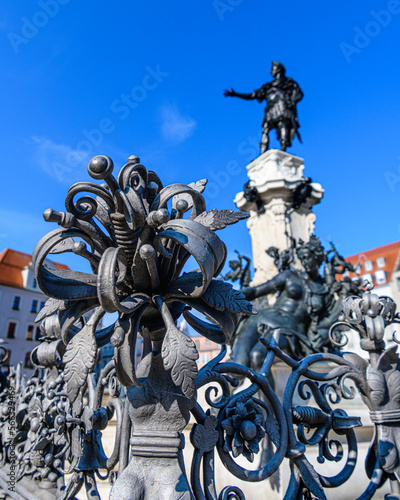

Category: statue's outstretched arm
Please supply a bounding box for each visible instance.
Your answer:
[241,255,251,265]
[240,273,284,301]
[238,255,251,270]
[223,88,257,100]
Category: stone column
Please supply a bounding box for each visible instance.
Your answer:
[234,149,324,285]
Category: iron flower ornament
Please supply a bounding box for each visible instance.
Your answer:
[330,288,400,487]
[5,163,400,498]
[221,399,265,462]
[33,154,255,400]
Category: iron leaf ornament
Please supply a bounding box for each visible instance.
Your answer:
[33,154,254,399]
[63,307,102,402]
[194,208,249,231]
[202,279,256,315]
[161,326,198,399]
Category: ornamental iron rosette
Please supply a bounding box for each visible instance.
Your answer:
[221,399,266,462]
[33,154,255,401]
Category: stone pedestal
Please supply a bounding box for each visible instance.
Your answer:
[234,149,324,285]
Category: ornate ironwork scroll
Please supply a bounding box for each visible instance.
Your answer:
[1,154,400,500]
[7,154,255,499]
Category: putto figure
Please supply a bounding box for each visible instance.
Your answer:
[224,61,304,153]
[222,251,251,288]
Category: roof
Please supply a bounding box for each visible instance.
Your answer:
[345,240,400,287]
[0,248,69,289]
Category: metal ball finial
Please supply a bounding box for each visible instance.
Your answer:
[127,154,140,164]
[88,155,114,179]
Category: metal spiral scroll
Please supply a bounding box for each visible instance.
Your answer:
[279,353,363,497]
[6,148,400,499]
[189,345,288,500]
[33,153,253,404]
[109,212,138,267]
[19,152,258,500]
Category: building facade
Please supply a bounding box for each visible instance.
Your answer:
[343,241,400,357]
[0,249,69,372]
[192,334,223,368]
[345,240,400,303]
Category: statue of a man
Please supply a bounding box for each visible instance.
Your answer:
[224,61,304,153]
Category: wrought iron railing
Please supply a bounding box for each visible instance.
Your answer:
[0,155,399,500]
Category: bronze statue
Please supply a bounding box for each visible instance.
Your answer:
[324,242,356,285]
[291,177,312,210]
[231,236,359,371]
[266,237,295,272]
[243,181,264,212]
[224,61,304,153]
[222,251,251,288]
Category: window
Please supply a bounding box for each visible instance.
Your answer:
[26,325,34,341]
[362,274,374,286]
[24,352,34,369]
[354,264,362,274]
[7,322,16,339]
[375,270,387,286]
[31,300,38,314]
[364,261,373,272]
[32,278,37,289]
[201,353,210,364]
[377,257,386,268]
[40,301,45,310]
[205,339,211,347]
[12,296,21,310]
[195,340,200,350]
[35,327,41,341]
[397,277,400,291]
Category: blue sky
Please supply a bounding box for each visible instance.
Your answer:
[1,0,400,274]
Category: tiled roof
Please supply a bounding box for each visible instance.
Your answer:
[0,248,69,289]
[345,241,400,287]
